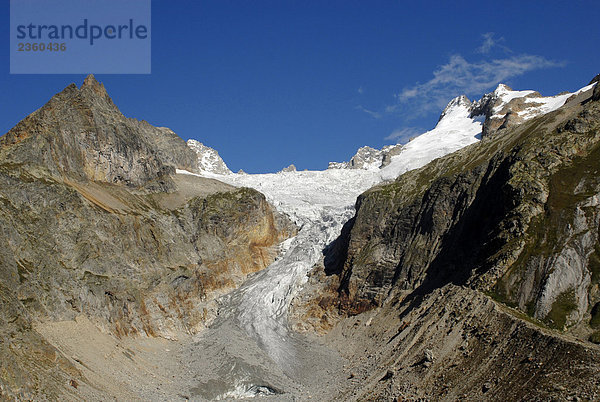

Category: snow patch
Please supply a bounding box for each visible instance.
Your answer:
[519,83,596,119]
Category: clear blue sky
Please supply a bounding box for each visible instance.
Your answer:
[1,1,599,173]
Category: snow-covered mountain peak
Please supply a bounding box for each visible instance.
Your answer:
[494,83,512,93]
[442,94,472,113]
[438,95,474,125]
[325,80,593,177]
[328,94,480,173]
[328,144,402,171]
[187,139,232,175]
[493,83,530,98]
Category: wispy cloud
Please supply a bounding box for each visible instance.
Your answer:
[355,105,382,119]
[356,34,566,139]
[357,86,364,94]
[385,127,423,142]
[476,32,509,54]
[395,54,563,113]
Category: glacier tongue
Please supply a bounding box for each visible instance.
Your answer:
[182,168,381,374]
[211,169,382,368]
[234,205,355,372]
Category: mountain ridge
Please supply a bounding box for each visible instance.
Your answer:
[0,75,296,399]
[324,82,596,174]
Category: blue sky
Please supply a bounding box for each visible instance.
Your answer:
[1,1,599,173]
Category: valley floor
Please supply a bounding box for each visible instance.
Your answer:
[35,313,350,401]
[34,283,600,401]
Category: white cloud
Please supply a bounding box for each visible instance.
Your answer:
[385,127,422,142]
[477,32,496,53]
[357,86,364,94]
[395,53,564,113]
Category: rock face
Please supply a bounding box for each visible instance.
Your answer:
[0,75,198,190]
[0,76,295,399]
[186,139,232,175]
[291,83,600,397]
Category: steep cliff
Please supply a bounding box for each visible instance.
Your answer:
[0,77,295,399]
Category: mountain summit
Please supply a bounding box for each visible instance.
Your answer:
[0,74,198,189]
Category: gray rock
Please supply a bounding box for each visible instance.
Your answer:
[187,139,232,175]
[0,75,198,190]
[424,349,435,363]
[280,164,297,173]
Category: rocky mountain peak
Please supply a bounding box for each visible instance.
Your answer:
[328,144,402,171]
[186,139,232,175]
[81,73,106,93]
[80,75,123,117]
[446,94,472,109]
[0,76,198,188]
